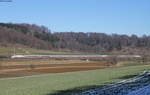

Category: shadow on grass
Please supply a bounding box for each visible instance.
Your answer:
[46,74,138,95]
[117,74,138,80]
[46,85,105,95]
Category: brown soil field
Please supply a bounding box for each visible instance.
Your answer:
[0,63,107,78]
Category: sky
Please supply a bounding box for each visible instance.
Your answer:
[0,0,150,36]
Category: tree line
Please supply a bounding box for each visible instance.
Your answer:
[0,23,150,54]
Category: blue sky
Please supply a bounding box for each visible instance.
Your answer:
[0,0,150,36]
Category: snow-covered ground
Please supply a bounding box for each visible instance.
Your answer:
[76,71,150,95]
[128,85,150,95]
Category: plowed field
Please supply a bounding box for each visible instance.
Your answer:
[0,63,106,78]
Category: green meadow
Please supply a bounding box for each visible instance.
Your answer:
[0,64,149,95]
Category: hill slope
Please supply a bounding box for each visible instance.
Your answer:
[0,23,150,54]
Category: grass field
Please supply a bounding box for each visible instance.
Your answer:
[0,47,72,57]
[0,59,94,65]
[0,64,150,95]
[0,47,147,95]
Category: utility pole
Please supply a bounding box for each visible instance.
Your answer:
[13,47,16,56]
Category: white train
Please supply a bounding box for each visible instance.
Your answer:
[11,54,141,59]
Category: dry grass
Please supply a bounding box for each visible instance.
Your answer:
[0,59,99,66]
[0,47,71,57]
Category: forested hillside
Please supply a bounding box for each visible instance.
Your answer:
[0,23,58,49]
[0,23,150,54]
